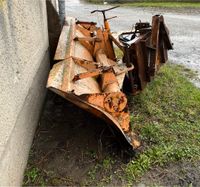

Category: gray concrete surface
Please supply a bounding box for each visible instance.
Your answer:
[66,0,200,87]
[58,0,66,25]
[0,0,58,185]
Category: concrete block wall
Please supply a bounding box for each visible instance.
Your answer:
[0,0,59,185]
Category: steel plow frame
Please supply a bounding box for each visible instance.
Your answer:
[47,8,172,149]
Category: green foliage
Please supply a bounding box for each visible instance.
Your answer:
[103,157,114,170]
[85,156,115,185]
[86,0,200,8]
[87,164,101,181]
[125,64,200,184]
[23,167,46,186]
[123,2,200,8]
[114,48,124,60]
[24,167,39,184]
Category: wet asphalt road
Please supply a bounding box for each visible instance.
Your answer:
[65,0,200,87]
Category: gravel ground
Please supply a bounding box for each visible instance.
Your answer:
[66,0,200,87]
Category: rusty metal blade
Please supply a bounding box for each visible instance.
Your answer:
[47,17,140,149]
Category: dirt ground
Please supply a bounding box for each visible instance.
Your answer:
[24,93,135,185]
[140,161,200,186]
[24,92,200,186]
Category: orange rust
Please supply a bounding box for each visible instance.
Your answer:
[95,49,119,93]
[93,28,106,57]
[76,24,91,37]
[109,33,124,52]
[102,30,116,61]
[77,39,94,55]
[75,36,101,42]
[104,20,110,31]
[126,131,141,149]
[114,64,134,75]
[101,71,119,92]
[132,139,141,149]
[73,69,101,81]
[77,21,97,31]
[111,111,130,132]
[93,28,115,61]
[72,57,100,70]
[151,16,162,71]
[86,94,105,109]
[104,92,127,113]
[84,92,130,133]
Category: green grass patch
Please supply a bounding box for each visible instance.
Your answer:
[122,2,200,8]
[23,167,46,186]
[125,64,200,184]
[115,47,124,60]
[84,156,115,186]
[86,0,200,8]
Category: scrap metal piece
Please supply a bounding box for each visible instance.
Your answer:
[119,15,173,94]
[47,11,172,149]
[47,16,140,149]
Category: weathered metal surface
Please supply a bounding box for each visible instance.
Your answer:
[47,16,139,149]
[117,15,173,94]
[54,17,76,60]
[47,8,172,149]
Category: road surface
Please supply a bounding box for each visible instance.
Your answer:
[65,0,200,87]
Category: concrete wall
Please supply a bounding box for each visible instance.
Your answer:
[0,0,58,185]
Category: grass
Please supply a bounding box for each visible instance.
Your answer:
[23,167,46,186]
[86,0,200,8]
[122,2,200,8]
[115,47,124,60]
[74,63,200,186]
[85,156,115,185]
[124,64,200,184]
[23,63,200,186]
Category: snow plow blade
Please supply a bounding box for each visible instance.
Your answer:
[47,13,172,149]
